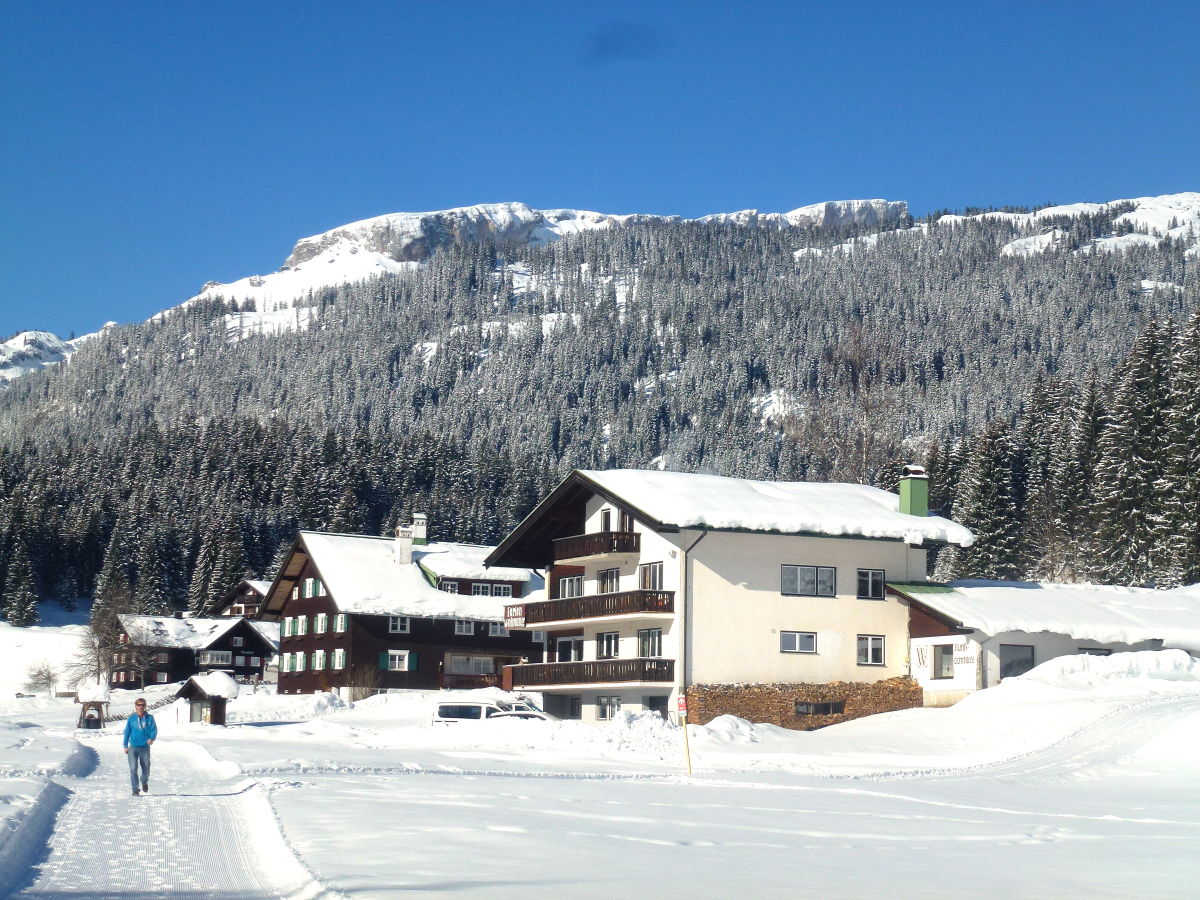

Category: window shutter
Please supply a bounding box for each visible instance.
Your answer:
[378,651,388,670]
[407,651,418,671]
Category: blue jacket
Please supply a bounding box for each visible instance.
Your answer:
[123,712,158,748]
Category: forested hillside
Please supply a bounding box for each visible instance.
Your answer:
[0,206,1196,624]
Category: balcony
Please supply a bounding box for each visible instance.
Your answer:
[553,531,640,563]
[505,590,674,627]
[507,657,674,688]
[439,673,500,690]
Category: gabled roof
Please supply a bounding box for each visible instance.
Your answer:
[487,468,974,567]
[119,615,243,650]
[262,531,541,621]
[889,580,1200,649]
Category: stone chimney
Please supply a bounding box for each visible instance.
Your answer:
[898,464,929,517]
[413,513,428,546]
[395,524,414,565]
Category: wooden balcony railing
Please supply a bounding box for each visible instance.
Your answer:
[507,657,674,687]
[553,531,639,561]
[439,673,500,690]
[507,590,674,627]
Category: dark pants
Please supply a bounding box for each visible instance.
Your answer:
[128,745,151,792]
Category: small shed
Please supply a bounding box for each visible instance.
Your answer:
[75,681,111,730]
[176,671,240,726]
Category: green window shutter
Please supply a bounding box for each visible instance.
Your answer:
[407,651,418,671]
[378,651,389,670]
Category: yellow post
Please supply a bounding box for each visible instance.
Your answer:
[678,693,693,776]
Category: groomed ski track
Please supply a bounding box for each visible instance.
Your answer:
[9,739,330,899]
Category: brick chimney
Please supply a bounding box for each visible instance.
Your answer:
[395,524,414,565]
[898,464,929,517]
[413,513,428,546]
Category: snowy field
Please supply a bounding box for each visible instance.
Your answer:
[1,611,1198,898]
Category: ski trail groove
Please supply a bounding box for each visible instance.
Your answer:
[12,738,331,899]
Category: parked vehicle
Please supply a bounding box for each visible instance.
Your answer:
[486,709,556,721]
[432,698,552,723]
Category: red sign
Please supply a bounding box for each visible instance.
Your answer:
[677,695,687,714]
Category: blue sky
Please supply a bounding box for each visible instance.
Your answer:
[2,1,1198,338]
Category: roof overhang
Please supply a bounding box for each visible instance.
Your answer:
[260,534,318,620]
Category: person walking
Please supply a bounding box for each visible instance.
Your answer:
[123,697,157,796]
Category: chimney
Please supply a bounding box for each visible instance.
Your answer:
[898,464,929,517]
[413,513,428,546]
[395,524,414,565]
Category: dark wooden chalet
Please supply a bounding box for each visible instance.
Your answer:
[259,522,545,699]
[211,579,272,617]
[113,613,277,689]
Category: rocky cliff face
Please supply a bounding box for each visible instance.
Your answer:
[0,331,76,384]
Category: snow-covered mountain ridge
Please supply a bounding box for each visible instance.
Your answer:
[0,330,105,385]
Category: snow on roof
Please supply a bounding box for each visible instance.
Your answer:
[119,615,241,649]
[578,469,973,547]
[895,580,1200,649]
[76,681,110,702]
[250,620,280,650]
[300,532,540,620]
[186,670,240,700]
[245,580,273,596]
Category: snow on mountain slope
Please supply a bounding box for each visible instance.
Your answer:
[0,329,108,386]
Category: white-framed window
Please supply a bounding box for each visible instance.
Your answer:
[302,577,324,599]
[334,613,347,632]
[532,630,547,644]
[282,653,293,673]
[598,568,620,594]
[387,650,410,671]
[294,651,307,672]
[597,695,622,720]
[491,584,513,598]
[249,656,262,668]
[313,649,327,670]
[440,580,459,594]
[782,565,836,597]
[488,622,508,637]
[558,575,583,599]
[857,635,885,666]
[292,586,299,600]
[333,648,346,670]
[596,631,620,659]
[389,616,410,633]
[155,652,169,664]
[232,636,244,648]
[638,628,662,658]
[315,613,328,633]
[283,616,293,637]
[235,655,247,667]
[857,569,886,600]
[639,562,663,591]
[154,672,168,684]
[471,583,491,596]
[297,615,308,636]
[932,644,955,679]
[454,620,474,636]
[200,650,233,666]
[780,631,818,653]
[449,654,495,675]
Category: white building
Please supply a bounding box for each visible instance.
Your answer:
[893,580,1200,706]
[488,467,973,727]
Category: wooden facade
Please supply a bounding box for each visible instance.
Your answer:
[111,617,275,689]
[212,580,269,618]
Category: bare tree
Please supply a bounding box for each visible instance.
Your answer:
[24,660,58,697]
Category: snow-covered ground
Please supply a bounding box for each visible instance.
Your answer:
[1,608,1198,897]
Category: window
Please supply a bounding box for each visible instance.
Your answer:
[471,583,491,596]
[249,656,261,668]
[292,586,299,601]
[334,613,347,633]
[389,616,410,633]
[283,617,293,637]
[315,613,328,634]
[596,631,620,659]
[155,652,169,664]
[597,695,622,720]
[857,635,885,666]
[639,562,663,591]
[619,510,635,532]
[999,644,1035,678]
[301,578,323,598]
[600,509,612,532]
[491,584,513,598]
[780,631,817,653]
[932,644,955,679]
[449,655,494,675]
[313,649,327,670]
[557,636,584,661]
[281,653,292,673]
[638,628,662,658]
[857,569,886,600]
[200,650,232,666]
[532,630,547,644]
[598,568,620,594]
[440,580,459,594]
[488,622,508,637]
[782,565,836,597]
[294,651,306,672]
[332,648,346,670]
[232,636,245,648]
[796,701,844,716]
[154,672,168,684]
[454,619,474,635]
[235,656,247,667]
[1079,647,1112,656]
[387,650,410,671]
[558,575,583,599]
[296,615,308,636]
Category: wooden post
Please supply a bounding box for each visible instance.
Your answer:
[678,693,693,776]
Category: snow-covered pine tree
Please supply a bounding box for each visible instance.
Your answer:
[1160,312,1200,585]
[2,538,40,626]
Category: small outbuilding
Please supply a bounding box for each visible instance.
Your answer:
[75,680,111,729]
[176,671,240,726]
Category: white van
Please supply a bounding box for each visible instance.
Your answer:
[431,699,553,723]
